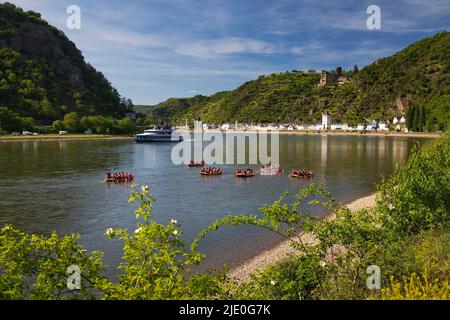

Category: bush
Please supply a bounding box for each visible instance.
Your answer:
[377,133,450,234]
[376,272,449,300]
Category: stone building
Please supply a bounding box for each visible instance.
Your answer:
[319,67,348,86]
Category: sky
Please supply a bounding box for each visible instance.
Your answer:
[4,0,450,105]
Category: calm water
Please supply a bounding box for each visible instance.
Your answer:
[0,134,426,274]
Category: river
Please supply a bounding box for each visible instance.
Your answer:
[0,134,427,275]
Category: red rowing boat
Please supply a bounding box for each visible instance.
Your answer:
[235,169,256,178]
[188,160,205,167]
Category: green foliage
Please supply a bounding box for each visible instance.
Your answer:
[0,106,32,132]
[80,115,136,134]
[96,185,203,299]
[63,112,81,133]
[377,134,450,234]
[234,255,325,300]
[375,271,449,300]
[0,225,105,299]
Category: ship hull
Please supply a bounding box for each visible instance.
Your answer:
[135,136,183,143]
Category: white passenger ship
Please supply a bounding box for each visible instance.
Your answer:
[135,125,183,143]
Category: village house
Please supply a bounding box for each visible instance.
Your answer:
[379,122,389,131]
[330,124,344,131]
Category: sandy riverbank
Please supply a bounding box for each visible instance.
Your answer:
[0,134,134,142]
[228,193,378,282]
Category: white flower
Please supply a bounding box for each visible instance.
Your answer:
[141,185,149,193]
[319,260,326,267]
[105,228,114,237]
[170,219,178,224]
[172,230,178,236]
[388,203,395,210]
[134,227,143,234]
[270,280,277,286]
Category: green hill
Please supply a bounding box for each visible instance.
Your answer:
[0,3,131,125]
[144,31,450,130]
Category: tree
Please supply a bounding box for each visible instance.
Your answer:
[0,107,23,133]
[406,106,414,130]
[417,105,425,132]
[116,117,136,134]
[63,112,80,133]
[52,120,65,131]
[353,64,359,73]
[412,106,419,132]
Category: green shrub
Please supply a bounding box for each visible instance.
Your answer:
[377,133,450,234]
[375,272,449,300]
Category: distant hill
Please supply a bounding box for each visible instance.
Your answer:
[143,31,450,130]
[0,3,131,123]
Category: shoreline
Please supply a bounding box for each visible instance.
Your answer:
[180,129,441,139]
[0,131,440,142]
[228,192,378,282]
[0,135,135,143]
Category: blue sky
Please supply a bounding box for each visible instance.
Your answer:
[5,0,450,104]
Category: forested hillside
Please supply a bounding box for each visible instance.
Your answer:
[0,3,131,129]
[144,31,450,130]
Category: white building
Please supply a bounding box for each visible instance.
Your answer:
[194,120,203,131]
[379,123,389,131]
[331,124,344,131]
[221,123,231,131]
[392,117,399,125]
[322,113,331,130]
[357,124,366,131]
[399,116,406,124]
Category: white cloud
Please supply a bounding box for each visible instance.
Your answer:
[175,37,276,58]
[290,47,303,55]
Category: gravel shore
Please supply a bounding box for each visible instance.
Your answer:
[228,193,378,282]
